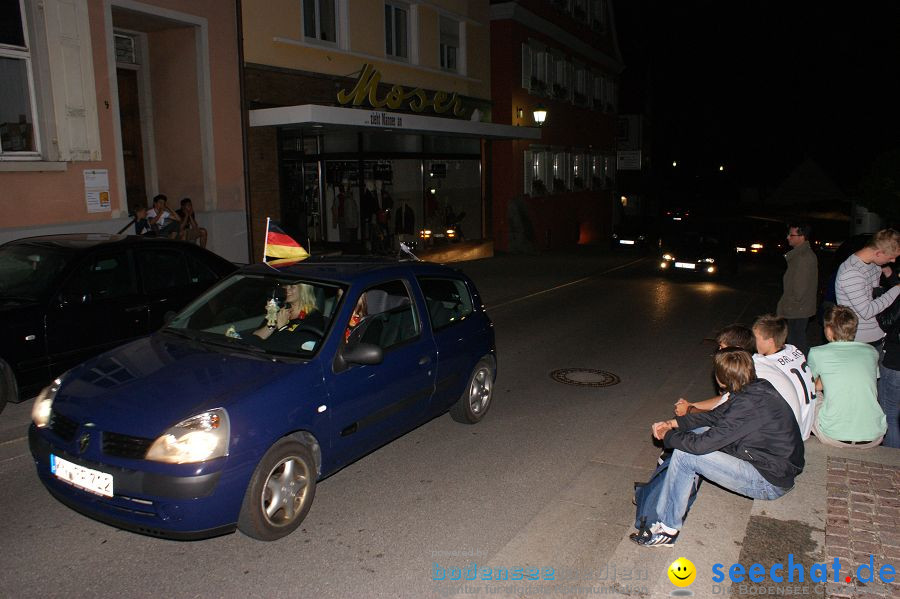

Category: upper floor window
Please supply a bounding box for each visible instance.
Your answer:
[303,0,337,44]
[384,2,409,60]
[591,0,607,31]
[439,16,459,72]
[1,0,39,155]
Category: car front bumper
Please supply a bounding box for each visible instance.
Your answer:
[29,425,244,540]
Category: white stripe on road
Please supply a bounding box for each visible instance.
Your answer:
[488,257,646,311]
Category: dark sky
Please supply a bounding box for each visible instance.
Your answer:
[613,1,900,191]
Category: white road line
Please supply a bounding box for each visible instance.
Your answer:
[488,257,646,311]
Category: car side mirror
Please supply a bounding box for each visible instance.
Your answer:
[163,310,177,325]
[333,342,383,372]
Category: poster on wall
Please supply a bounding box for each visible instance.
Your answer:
[84,169,111,213]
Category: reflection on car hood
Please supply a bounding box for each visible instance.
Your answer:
[51,335,301,435]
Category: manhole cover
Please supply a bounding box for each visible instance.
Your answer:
[550,368,620,387]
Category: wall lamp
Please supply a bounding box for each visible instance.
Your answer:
[532,104,548,126]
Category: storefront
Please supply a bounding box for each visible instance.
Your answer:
[246,72,539,257]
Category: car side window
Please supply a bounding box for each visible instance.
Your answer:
[417,277,474,331]
[63,251,137,302]
[351,280,420,350]
[184,252,219,286]
[135,248,192,293]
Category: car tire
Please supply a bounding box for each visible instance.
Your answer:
[237,439,317,541]
[449,359,494,424]
[0,359,16,416]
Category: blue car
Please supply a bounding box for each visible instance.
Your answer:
[29,257,496,540]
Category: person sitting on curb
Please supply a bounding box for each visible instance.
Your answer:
[752,314,817,440]
[674,325,800,430]
[177,198,208,248]
[808,305,886,447]
[633,347,804,547]
[146,194,181,238]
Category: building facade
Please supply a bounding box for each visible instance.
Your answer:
[490,0,623,251]
[0,0,247,262]
[241,0,538,259]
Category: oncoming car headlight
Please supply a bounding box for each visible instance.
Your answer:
[662,253,675,261]
[702,258,716,263]
[145,409,230,464]
[32,377,63,428]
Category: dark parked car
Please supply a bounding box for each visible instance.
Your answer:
[658,230,738,277]
[29,257,496,540]
[0,234,236,413]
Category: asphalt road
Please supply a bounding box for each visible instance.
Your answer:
[0,249,788,599]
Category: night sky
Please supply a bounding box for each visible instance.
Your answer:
[613,1,900,193]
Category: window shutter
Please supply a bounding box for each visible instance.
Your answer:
[42,0,101,161]
[523,149,533,195]
[521,44,532,91]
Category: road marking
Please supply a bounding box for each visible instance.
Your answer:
[488,257,646,311]
[0,436,26,447]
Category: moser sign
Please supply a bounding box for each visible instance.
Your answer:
[338,63,469,118]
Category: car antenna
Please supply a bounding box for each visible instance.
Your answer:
[399,242,420,261]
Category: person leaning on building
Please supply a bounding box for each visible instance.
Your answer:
[776,222,817,355]
[835,228,900,348]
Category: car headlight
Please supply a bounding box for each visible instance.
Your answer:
[32,377,63,428]
[703,258,716,263]
[662,253,675,261]
[145,408,230,464]
[750,243,764,250]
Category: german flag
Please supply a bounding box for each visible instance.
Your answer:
[264,220,309,266]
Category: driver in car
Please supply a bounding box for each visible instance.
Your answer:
[252,283,324,351]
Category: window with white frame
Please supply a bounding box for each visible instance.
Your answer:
[385,2,409,60]
[573,153,586,189]
[303,0,338,44]
[591,154,605,188]
[605,154,616,186]
[574,65,588,106]
[573,0,588,22]
[524,147,552,195]
[592,74,604,109]
[552,151,571,192]
[590,0,607,31]
[552,55,571,101]
[521,40,550,95]
[1,0,39,155]
[439,16,459,72]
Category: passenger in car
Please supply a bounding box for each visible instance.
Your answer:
[344,293,368,342]
[253,283,324,350]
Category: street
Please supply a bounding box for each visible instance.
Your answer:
[0,249,786,598]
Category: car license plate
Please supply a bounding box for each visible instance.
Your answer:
[51,454,114,498]
[619,239,635,245]
[674,262,696,270]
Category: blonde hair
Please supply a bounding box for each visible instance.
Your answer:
[824,305,857,342]
[752,314,788,347]
[714,347,756,394]
[868,228,900,255]
[288,283,317,315]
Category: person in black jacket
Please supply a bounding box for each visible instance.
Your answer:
[633,347,805,547]
[877,268,900,448]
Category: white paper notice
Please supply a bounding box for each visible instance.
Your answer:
[84,169,111,213]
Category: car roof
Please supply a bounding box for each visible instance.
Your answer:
[238,256,466,285]
[3,233,183,251]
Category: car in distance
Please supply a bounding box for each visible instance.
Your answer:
[29,257,496,540]
[658,230,738,277]
[0,234,236,414]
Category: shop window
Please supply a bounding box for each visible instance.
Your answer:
[303,0,338,44]
[439,16,459,73]
[384,2,409,60]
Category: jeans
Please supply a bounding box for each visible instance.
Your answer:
[656,449,788,530]
[878,365,900,448]
[786,318,809,357]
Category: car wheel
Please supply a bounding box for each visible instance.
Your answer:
[450,359,494,424]
[0,359,16,416]
[237,439,317,541]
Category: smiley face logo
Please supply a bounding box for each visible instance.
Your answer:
[668,557,696,587]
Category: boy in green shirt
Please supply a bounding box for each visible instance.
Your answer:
[808,305,886,445]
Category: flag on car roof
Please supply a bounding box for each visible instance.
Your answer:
[263,218,309,266]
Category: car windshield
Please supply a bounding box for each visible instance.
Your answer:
[166,273,346,358]
[0,244,75,301]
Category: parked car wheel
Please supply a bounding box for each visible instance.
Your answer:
[237,439,317,541]
[0,359,16,415]
[450,359,494,424]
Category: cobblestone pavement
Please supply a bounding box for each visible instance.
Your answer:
[825,457,900,598]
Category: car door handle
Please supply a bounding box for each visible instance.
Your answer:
[418,356,431,366]
[125,304,148,313]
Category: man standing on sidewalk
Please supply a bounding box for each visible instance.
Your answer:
[776,223,818,355]
[835,229,900,348]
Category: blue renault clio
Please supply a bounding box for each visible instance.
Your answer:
[29,257,496,540]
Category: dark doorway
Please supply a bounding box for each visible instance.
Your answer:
[117,68,146,214]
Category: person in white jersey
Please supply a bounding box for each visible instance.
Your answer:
[674,325,801,429]
[752,314,816,440]
[835,229,900,346]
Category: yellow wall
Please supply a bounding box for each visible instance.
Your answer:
[241,0,491,101]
